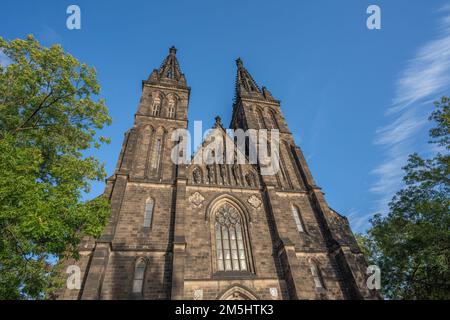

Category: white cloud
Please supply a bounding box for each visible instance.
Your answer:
[347,208,374,233]
[371,6,450,214]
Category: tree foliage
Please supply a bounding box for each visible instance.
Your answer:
[359,96,450,299]
[0,35,111,299]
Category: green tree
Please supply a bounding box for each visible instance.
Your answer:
[360,96,450,299]
[0,35,111,299]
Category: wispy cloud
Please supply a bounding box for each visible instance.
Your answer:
[371,6,450,213]
[347,208,374,233]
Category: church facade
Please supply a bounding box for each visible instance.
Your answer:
[57,47,378,300]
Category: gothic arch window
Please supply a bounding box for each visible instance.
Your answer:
[291,205,306,233]
[167,98,176,118]
[151,138,162,170]
[269,109,278,129]
[149,128,165,175]
[151,96,161,116]
[213,203,250,272]
[143,198,154,229]
[132,258,146,293]
[254,108,265,129]
[310,260,325,289]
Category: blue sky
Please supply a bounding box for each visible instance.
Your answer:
[1,0,449,232]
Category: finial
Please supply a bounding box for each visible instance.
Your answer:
[169,46,177,55]
[214,116,222,127]
[236,58,243,67]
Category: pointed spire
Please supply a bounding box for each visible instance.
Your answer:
[233,58,277,103]
[235,58,261,97]
[146,46,187,87]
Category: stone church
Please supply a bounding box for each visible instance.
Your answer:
[58,47,378,300]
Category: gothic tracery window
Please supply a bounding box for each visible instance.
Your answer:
[214,203,248,272]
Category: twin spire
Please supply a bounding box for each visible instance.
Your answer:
[147,47,276,101]
[146,46,187,87]
[235,58,276,101]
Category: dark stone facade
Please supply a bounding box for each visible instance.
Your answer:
[57,47,379,300]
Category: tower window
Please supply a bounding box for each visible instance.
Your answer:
[291,206,306,233]
[132,259,146,293]
[310,262,325,288]
[152,97,161,116]
[168,99,175,118]
[151,138,162,170]
[143,199,154,228]
[270,110,278,129]
[214,203,248,272]
[254,109,264,129]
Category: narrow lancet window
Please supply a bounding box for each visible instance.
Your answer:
[291,206,305,233]
[143,199,154,228]
[132,259,146,293]
[310,262,325,288]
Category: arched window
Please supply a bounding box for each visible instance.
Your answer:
[151,96,161,116]
[132,259,146,293]
[151,138,162,170]
[291,206,306,233]
[269,110,278,129]
[254,109,264,129]
[167,99,176,118]
[143,198,154,228]
[214,203,248,272]
[310,262,325,288]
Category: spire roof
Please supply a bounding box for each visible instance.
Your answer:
[145,46,188,88]
[235,58,262,97]
[233,58,277,104]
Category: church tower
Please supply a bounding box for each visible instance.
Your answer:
[57,49,379,300]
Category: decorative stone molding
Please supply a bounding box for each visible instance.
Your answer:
[189,192,205,208]
[247,195,262,209]
[194,289,203,300]
[269,287,278,299]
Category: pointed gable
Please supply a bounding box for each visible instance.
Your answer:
[145,46,188,88]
